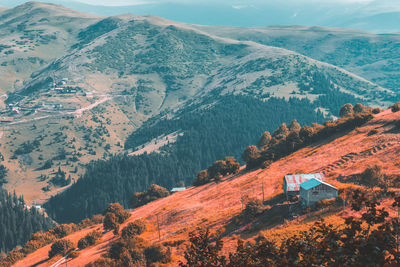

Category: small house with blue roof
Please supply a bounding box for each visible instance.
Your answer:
[299,178,338,206]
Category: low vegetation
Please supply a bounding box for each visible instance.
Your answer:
[48,239,74,258]
[86,219,171,267]
[78,230,102,250]
[103,203,130,234]
[180,191,400,266]
[0,215,98,266]
[130,184,170,209]
[193,157,240,186]
[243,103,375,169]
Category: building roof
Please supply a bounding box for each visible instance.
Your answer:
[300,178,337,191]
[171,187,186,192]
[284,173,325,192]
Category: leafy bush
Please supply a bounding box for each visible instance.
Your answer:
[193,157,240,186]
[85,257,116,267]
[391,101,400,112]
[130,184,169,209]
[193,170,209,186]
[1,250,25,266]
[121,220,146,240]
[244,107,374,170]
[181,192,400,266]
[144,244,172,264]
[103,203,130,224]
[48,239,74,258]
[360,165,388,189]
[243,198,264,219]
[103,213,119,232]
[49,224,76,239]
[339,103,354,117]
[91,214,104,224]
[78,230,102,249]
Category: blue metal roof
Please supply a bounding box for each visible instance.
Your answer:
[300,178,337,191]
[300,178,323,190]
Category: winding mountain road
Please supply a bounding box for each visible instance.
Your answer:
[2,95,113,127]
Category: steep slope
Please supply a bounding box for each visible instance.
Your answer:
[0,1,100,93]
[12,107,400,266]
[197,25,400,93]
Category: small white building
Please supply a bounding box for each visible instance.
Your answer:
[283,173,325,199]
[300,178,338,207]
[85,91,93,99]
[171,187,186,193]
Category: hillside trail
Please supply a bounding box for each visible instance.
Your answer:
[2,95,113,126]
[320,141,397,174]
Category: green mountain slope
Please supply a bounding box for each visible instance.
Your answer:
[0,2,100,93]
[196,25,400,92]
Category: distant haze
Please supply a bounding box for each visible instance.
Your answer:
[0,0,399,32]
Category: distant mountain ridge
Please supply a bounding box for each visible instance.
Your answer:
[1,0,400,33]
[197,24,400,93]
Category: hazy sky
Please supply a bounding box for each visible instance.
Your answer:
[69,0,376,6]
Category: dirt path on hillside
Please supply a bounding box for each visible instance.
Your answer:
[2,95,114,126]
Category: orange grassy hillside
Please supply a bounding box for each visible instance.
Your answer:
[14,107,400,266]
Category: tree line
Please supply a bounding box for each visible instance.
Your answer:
[0,188,54,254]
[44,93,360,223]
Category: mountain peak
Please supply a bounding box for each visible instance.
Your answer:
[6,1,100,19]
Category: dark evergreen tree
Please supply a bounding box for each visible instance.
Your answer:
[0,188,54,253]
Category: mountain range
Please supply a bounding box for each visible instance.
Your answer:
[0,2,398,205]
[1,2,400,261]
[1,0,400,32]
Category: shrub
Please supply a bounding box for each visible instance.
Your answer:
[91,214,104,224]
[49,224,75,239]
[257,131,271,148]
[85,257,117,267]
[288,119,301,133]
[144,244,172,264]
[391,101,400,112]
[130,184,169,209]
[121,220,146,240]
[353,103,368,113]
[272,123,289,140]
[78,230,102,249]
[372,107,381,114]
[193,157,240,186]
[193,170,209,186]
[243,198,264,218]
[48,239,74,258]
[21,240,42,254]
[103,203,130,223]
[2,250,25,266]
[242,145,260,163]
[103,213,119,232]
[207,157,240,181]
[339,103,354,117]
[30,231,56,243]
[360,165,388,189]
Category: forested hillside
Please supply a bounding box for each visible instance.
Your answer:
[44,92,361,223]
[0,188,54,254]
